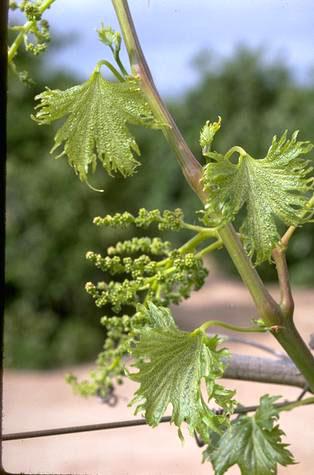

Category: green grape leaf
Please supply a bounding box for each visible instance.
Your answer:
[129,303,235,442]
[33,68,162,186]
[202,128,314,263]
[206,394,295,475]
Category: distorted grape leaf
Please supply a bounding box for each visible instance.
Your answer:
[200,116,222,159]
[129,303,235,442]
[33,68,163,186]
[204,394,295,475]
[202,125,314,264]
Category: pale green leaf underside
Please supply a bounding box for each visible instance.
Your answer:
[207,395,295,475]
[202,129,314,263]
[129,303,235,442]
[33,71,162,183]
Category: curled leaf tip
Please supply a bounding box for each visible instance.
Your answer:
[86,180,104,193]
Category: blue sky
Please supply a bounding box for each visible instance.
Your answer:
[12,0,314,97]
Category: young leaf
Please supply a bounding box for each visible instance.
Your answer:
[205,394,295,475]
[200,116,222,159]
[129,303,235,442]
[33,67,162,185]
[97,24,121,54]
[202,127,314,263]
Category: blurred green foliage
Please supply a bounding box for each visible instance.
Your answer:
[5,46,314,368]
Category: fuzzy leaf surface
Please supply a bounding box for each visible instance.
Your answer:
[129,303,235,442]
[202,129,314,263]
[206,394,295,475]
[33,70,162,183]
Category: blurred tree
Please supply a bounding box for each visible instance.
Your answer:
[5,45,314,368]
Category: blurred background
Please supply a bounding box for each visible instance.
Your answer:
[6,0,314,370]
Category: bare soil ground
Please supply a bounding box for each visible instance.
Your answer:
[2,278,314,475]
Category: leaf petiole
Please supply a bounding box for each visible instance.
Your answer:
[224,145,248,160]
[94,60,125,82]
[198,320,267,334]
[114,50,129,77]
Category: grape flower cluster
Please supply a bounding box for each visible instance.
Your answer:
[9,0,53,83]
[67,209,211,398]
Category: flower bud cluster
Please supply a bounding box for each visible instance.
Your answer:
[86,240,207,311]
[107,237,172,256]
[93,211,134,228]
[86,251,156,278]
[10,1,51,64]
[70,208,209,397]
[93,208,185,231]
[86,279,143,313]
[66,306,150,398]
[21,1,42,20]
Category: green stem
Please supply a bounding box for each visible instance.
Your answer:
[8,0,55,64]
[278,396,314,413]
[218,225,281,324]
[95,60,125,82]
[198,320,266,334]
[114,51,129,77]
[112,0,206,199]
[112,0,314,391]
[195,239,223,258]
[178,231,214,254]
[272,246,294,317]
[182,222,218,234]
[275,320,314,391]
